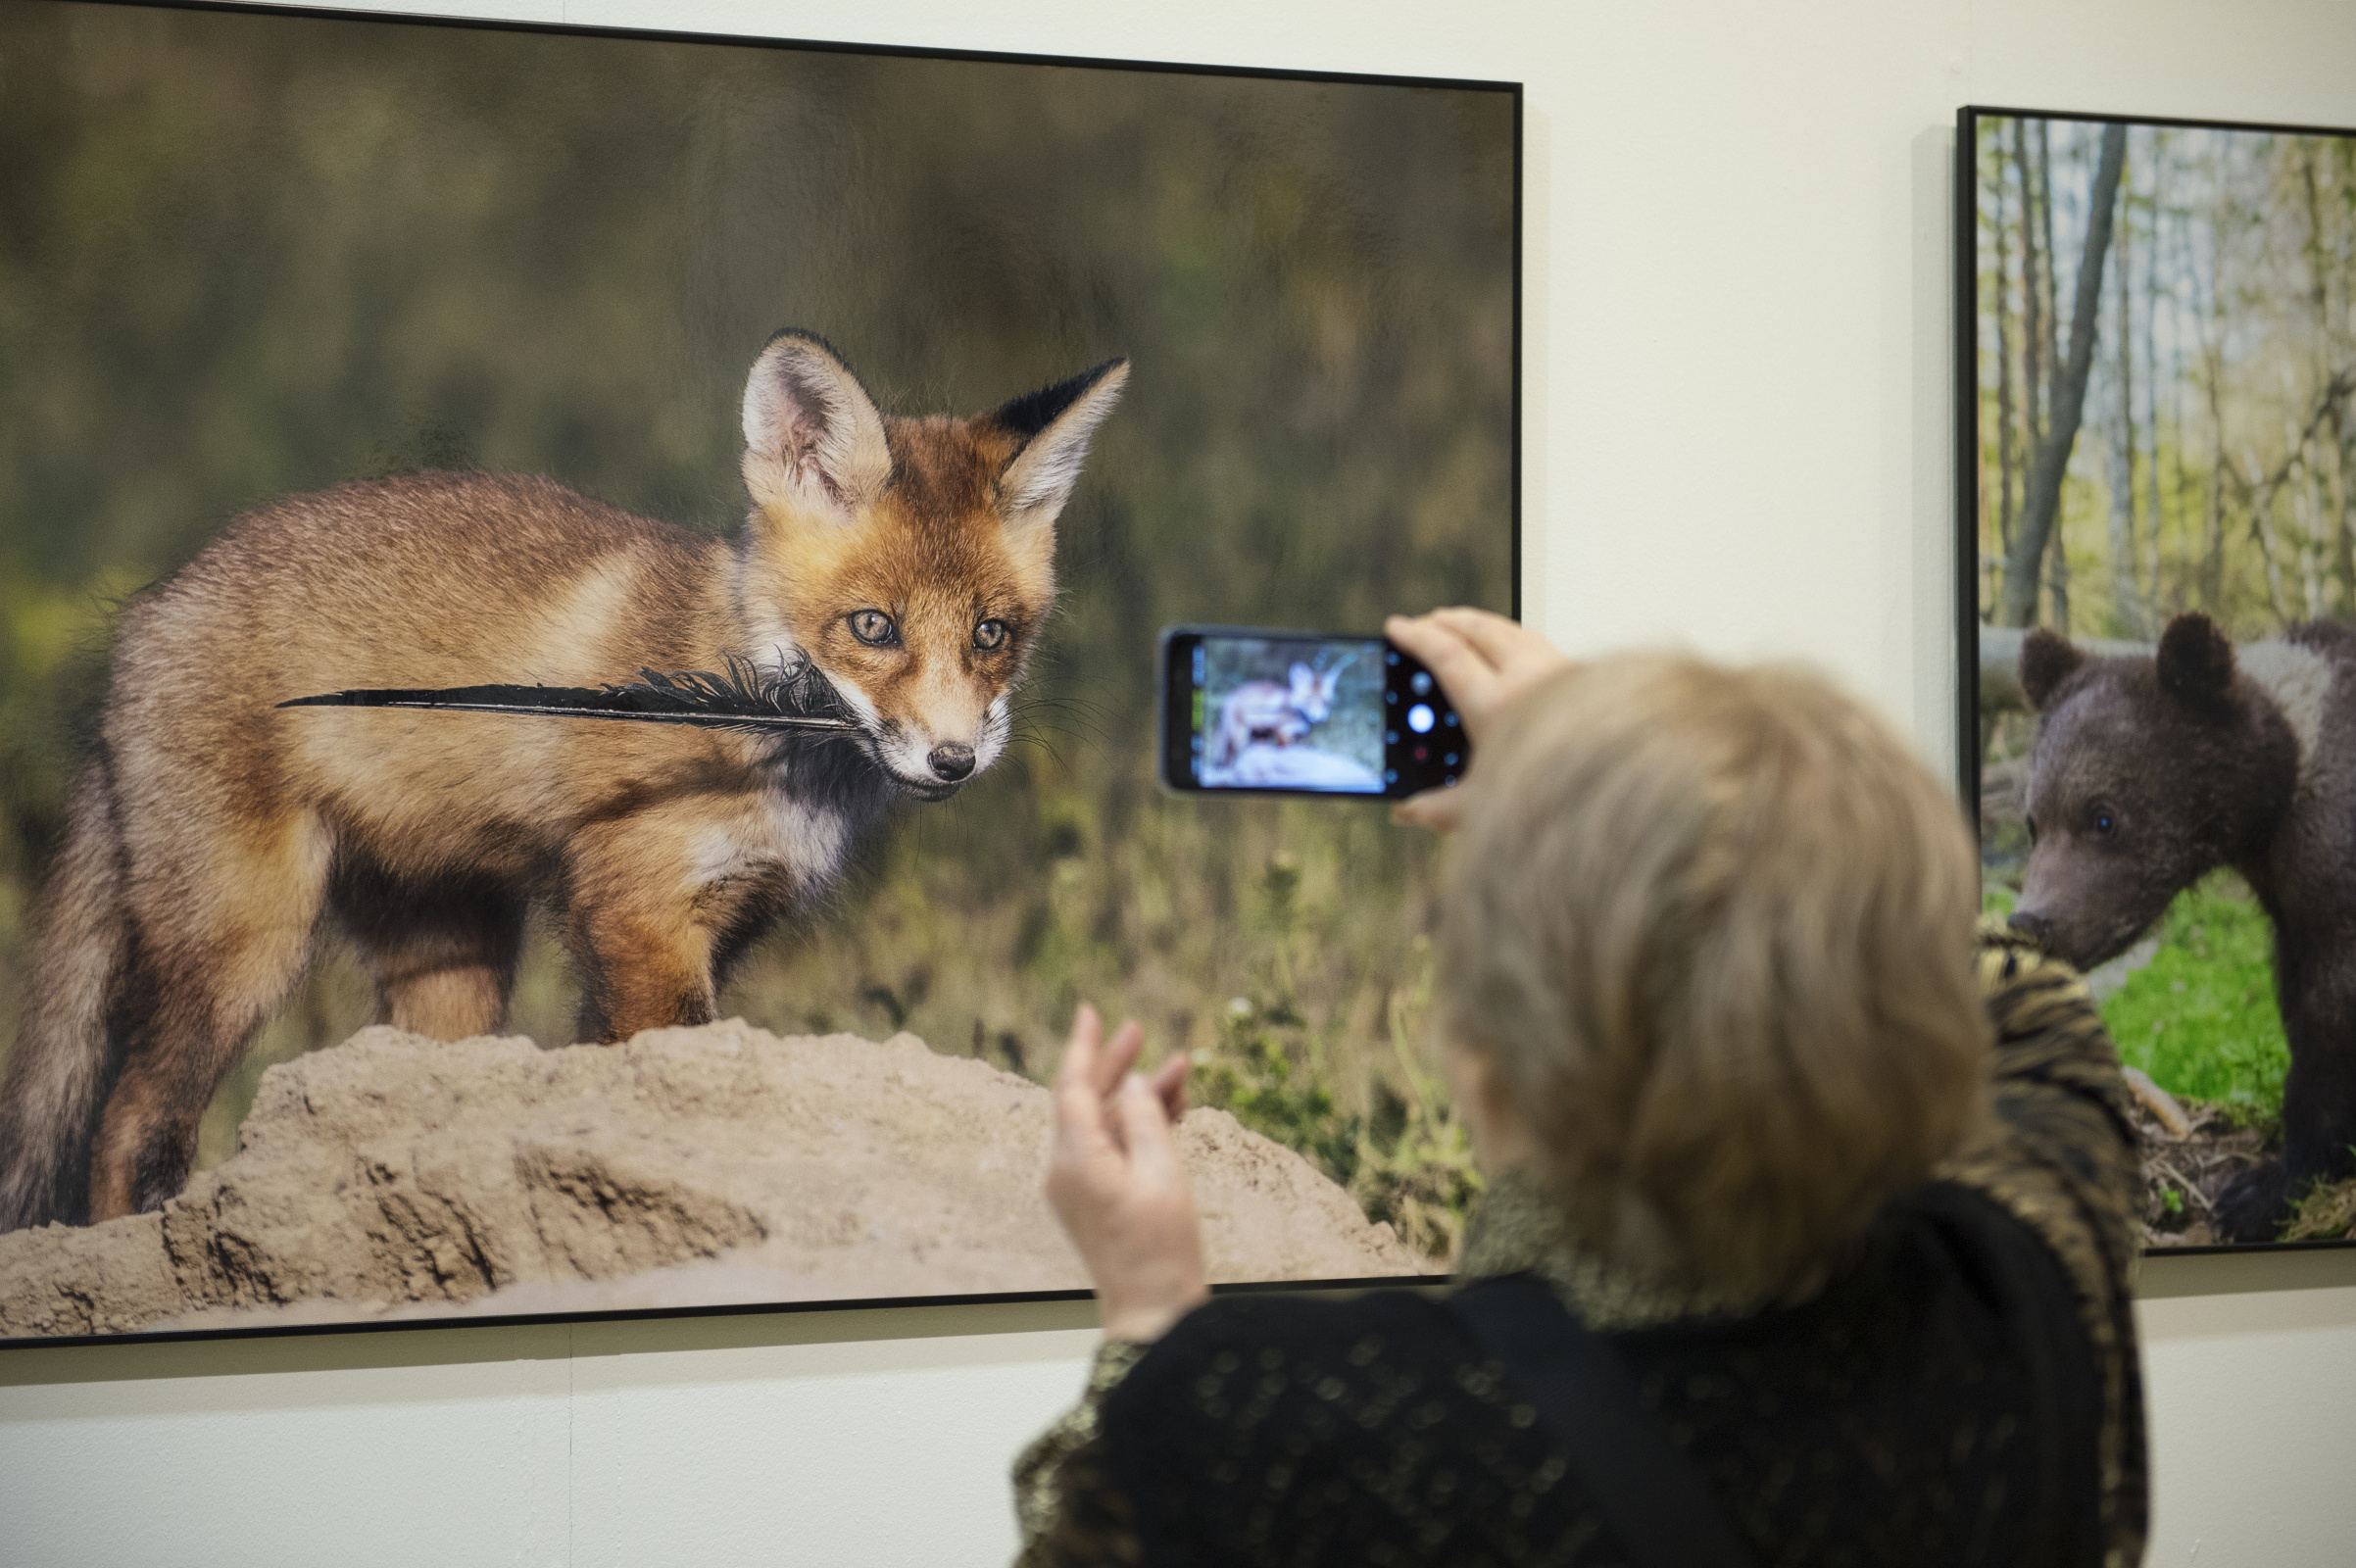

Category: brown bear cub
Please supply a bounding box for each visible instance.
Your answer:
[2012,612,2356,1242]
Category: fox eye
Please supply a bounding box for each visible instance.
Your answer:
[849,610,899,647]
[973,618,1008,652]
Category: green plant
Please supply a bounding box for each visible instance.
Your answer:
[2098,872,2289,1113]
[1191,854,1479,1263]
[1343,940,1482,1261]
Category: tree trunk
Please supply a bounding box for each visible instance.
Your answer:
[2196,186,2229,608]
[1991,133,2019,562]
[2107,156,2146,637]
[2016,121,2046,447]
[2141,135,2168,606]
[2037,122,2060,427]
[2299,143,2356,614]
[1997,122,2130,628]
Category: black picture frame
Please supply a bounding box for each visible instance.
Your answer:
[1955,103,2356,1254]
[0,0,1521,1344]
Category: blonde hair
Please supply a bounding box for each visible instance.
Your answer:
[1440,654,1988,1298]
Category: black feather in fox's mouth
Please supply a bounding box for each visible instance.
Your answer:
[276,649,987,796]
[279,652,858,735]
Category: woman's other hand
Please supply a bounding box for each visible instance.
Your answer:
[1384,608,1573,832]
[1046,1004,1206,1343]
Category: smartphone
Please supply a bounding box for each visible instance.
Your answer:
[1157,624,1468,799]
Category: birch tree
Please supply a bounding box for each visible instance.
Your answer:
[1998,122,2130,627]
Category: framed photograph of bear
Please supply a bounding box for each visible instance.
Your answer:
[1958,106,2356,1250]
[0,0,1516,1340]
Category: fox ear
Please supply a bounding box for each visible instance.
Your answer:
[992,358,1129,530]
[741,331,892,523]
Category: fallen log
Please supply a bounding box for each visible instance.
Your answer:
[1977,624,2153,713]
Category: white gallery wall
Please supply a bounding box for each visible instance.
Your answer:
[6,0,2356,1562]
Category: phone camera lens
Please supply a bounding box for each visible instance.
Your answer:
[1406,703,1436,734]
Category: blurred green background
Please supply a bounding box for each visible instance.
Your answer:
[0,2,1512,1258]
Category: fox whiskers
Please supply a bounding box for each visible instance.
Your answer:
[1005,691,1111,771]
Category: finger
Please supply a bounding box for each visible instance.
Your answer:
[1392,782,1471,834]
[1113,1073,1186,1187]
[1053,1006,1117,1158]
[1384,612,1484,673]
[1385,614,1498,709]
[1148,1053,1190,1120]
[1094,1018,1147,1097]
[1428,606,1543,668]
[1055,1004,1102,1090]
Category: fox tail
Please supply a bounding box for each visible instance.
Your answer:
[0,756,130,1232]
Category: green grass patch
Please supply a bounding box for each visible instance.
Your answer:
[2097,873,2288,1113]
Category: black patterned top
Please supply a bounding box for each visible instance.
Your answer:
[1012,926,2147,1567]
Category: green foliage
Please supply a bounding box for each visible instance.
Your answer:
[1190,853,1479,1262]
[2099,873,2290,1113]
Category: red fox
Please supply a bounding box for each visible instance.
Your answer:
[0,332,1126,1231]
[1209,662,1343,767]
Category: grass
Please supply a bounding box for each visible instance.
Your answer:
[2097,875,2289,1114]
[1190,854,1480,1261]
[1984,872,2290,1115]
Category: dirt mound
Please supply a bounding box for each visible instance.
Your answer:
[0,1023,1419,1338]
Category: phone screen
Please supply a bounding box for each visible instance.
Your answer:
[1158,626,1466,798]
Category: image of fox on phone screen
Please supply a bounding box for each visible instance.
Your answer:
[1159,627,1467,798]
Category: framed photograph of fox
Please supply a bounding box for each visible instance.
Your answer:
[1957,105,2356,1251]
[0,0,1517,1341]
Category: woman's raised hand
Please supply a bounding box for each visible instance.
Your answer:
[1045,1004,1205,1343]
[1384,607,1573,832]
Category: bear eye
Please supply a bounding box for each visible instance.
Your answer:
[2089,805,2118,838]
[973,618,1007,652]
[2024,814,2037,848]
[849,610,899,647]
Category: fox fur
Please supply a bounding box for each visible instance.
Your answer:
[0,331,1126,1231]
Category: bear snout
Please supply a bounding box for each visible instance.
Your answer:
[2006,908,2057,948]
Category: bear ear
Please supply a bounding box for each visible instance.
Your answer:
[2018,627,2085,710]
[2157,612,2236,710]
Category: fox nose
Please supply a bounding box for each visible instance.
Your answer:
[928,744,976,782]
